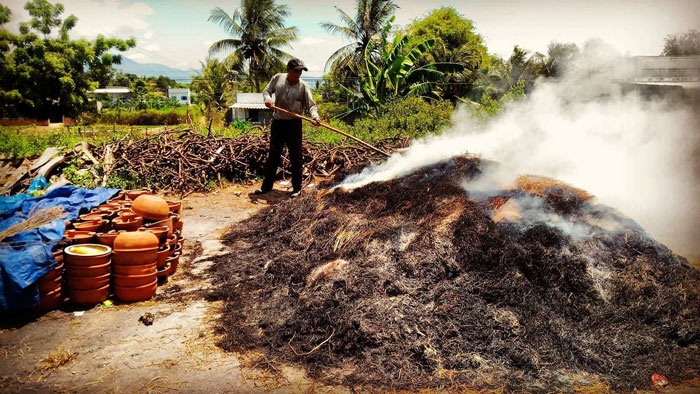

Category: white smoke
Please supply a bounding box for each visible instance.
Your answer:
[336,41,700,258]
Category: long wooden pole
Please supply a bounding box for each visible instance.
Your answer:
[270,105,390,157]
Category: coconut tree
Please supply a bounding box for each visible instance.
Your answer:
[320,0,398,85]
[208,0,297,92]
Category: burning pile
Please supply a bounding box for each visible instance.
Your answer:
[208,155,700,392]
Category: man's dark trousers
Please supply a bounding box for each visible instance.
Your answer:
[261,118,303,192]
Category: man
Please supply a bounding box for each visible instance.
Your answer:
[255,58,320,197]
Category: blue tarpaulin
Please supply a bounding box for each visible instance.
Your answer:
[0,185,119,312]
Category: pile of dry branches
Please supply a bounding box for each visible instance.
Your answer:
[208,155,700,392]
[91,129,406,193]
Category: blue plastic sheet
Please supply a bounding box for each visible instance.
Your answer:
[0,185,119,312]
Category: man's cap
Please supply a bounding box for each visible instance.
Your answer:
[287,58,308,71]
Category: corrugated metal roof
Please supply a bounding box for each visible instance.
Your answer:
[231,103,268,109]
[93,87,130,94]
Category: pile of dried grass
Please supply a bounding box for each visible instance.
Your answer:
[208,155,700,392]
[0,206,66,242]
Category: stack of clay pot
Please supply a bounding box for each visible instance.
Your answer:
[35,250,65,312]
[112,230,160,302]
[63,243,112,306]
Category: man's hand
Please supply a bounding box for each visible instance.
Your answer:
[264,100,273,108]
[312,118,321,126]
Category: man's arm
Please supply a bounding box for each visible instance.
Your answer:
[262,74,278,108]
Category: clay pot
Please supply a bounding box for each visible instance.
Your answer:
[73,219,108,232]
[41,261,64,283]
[112,215,143,232]
[166,234,178,248]
[156,245,171,268]
[114,278,157,302]
[113,262,157,276]
[66,272,110,291]
[112,231,159,265]
[144,217,173,238]
[113,272,156,288]
[156,263,170,278]
[64,261,111,278]
[130,194,169,221]
[38,272,62,293]
[36,286,63,312]
[165,251,181,276]
[166,200,181,214]
[68,284,110,306]
[174,219,184,232]
[63,230,96,244]
[63,244,111,266]
[125,188,152,201]
[140,226,168,244]
[79,212,109,222]
[96,230,122,247]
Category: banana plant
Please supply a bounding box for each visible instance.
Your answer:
[341,18,464,117]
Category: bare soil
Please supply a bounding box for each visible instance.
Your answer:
[0,182,351,394]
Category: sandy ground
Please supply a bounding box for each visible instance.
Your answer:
[0,182,350,394]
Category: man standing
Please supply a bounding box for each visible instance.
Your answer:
[255,58,320,197]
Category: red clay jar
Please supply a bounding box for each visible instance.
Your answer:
[113,272,156,288]
[166,200,181,214]
[113,262,157,276]
[114,278,157,302]
[38,273,62,293]
[63,244,111,266]
[144,217,173,238]
[155,245,171,268]
[40,261,64,283]
[73,219,108,232]
[64,261,111,278]
[125,188,152,201]
[66,272,110,291]
[111,216,142,231]
[96,230,122,247]
[140,226,168,244]
[68,284,110,306]
[112,231,159,265]
[80,212,109,222]
[64,230,96,244]
[165,251,181,276]
[130,194,169,221]
[36,286,63,312]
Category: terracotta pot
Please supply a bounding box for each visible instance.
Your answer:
[113,261,157,276]
[113,230,159,251]
[63,244,111,266]
[140,226,168,244]
[36,286,63,312]
[111,216,143,232]
[130,194,169,221]
[38,273,62,293]
[96,230,122,247]
[114,278,157,302]
[165,251,181,276]
[166,234,178,247]
[53,249,63,264]
[65,261,111,277]
[144,217,173,238]
[174,219,184,232]
[63,230,96,244]
[156,263,171,278]
[169,243,182,255]
[66,272,110,291]
[166,200,181,214]
[113,272,156,288]
[112,250,158,266]
[68,284,110,306]
[41,261,64,283]
[73,219,108,232]
[156,245,171,268]
[125,188,152,201]
[79,212,109,222]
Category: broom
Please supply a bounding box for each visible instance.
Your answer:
[0,206,67,242]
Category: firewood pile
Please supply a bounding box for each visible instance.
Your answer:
[208,155,700,392]
[0,128,408,196]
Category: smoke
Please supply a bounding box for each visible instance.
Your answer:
[337,41,700,258]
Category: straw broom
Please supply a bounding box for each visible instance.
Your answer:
[0,206,67,242]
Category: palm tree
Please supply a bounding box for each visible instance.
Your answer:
[208,0,298,92]
[320,0,398,85]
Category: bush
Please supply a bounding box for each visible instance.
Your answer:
[347,97,454,143]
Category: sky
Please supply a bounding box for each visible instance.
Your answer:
[4,0,700,76]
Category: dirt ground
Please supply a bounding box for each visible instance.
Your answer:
[0,182,352,394]
[1,181,698,394]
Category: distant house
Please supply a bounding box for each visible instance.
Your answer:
[168,88,191,105]
[230,93,272,124]
[618,56,700,100]
[90,86,131,112]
